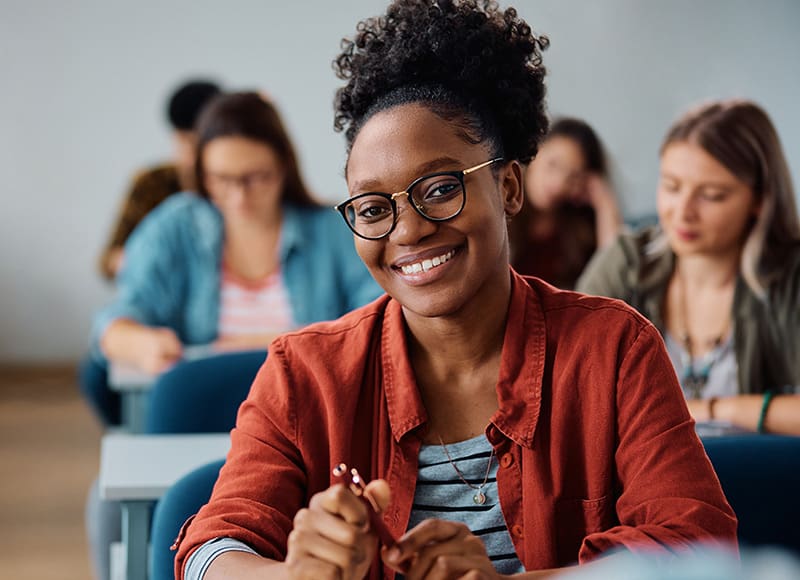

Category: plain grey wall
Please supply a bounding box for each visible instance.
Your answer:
[1,0,798,363]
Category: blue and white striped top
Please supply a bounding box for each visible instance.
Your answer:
[407,433,524,575]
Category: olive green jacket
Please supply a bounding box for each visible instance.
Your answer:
[576,228,800,394]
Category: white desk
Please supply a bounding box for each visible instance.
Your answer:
[695,420,755,438]
[108,344,216,433]
[99,433,231,580]
[109,364,156,433]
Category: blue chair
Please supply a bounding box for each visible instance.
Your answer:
[149,459,225,580]
[146,350,264,578]
[703,435,800,554]
[145,350,266,434]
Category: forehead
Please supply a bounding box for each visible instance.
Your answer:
[660,141,742,185]
[538,136,585,168]
[347,103,487,191]
[203,136,279,171]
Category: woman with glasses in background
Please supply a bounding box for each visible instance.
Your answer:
[83,91,381,427]
[175,2,736,579]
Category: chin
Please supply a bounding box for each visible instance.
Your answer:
[396,291,464,320]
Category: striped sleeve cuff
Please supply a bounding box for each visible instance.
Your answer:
[184,537,258,580]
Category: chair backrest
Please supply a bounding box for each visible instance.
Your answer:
[145,350,266,434]
[702,435,800,554]
[149,458,225,580]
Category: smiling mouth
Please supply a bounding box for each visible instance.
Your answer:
[398,249,456,275]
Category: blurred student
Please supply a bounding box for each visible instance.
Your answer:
[578,99,800,435]
[81,91,381,426]
[509,118,622,288]
[174,2,735,578]
[98,79,222,280]
[84,91,383,580]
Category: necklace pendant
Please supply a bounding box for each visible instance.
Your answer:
[473,491,486,505]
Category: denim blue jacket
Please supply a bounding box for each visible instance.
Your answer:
[91,192,382,358]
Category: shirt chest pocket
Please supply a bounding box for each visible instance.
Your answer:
[554,494,613,564]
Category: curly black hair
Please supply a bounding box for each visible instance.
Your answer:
[333,0,548,163]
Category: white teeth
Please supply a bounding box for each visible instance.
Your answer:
[400,250,455,275]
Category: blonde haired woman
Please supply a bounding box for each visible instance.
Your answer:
[578,99,800,435]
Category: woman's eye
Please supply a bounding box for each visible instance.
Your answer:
[355,201,392,221]
[659,179,679,193]
[701,191,728,202]
[419,179,461,203]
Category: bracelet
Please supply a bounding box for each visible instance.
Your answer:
[757,391,774,434]
[707,397,718,420]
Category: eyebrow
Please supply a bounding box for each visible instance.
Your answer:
[659,172,734,190]
[348,155,466,194]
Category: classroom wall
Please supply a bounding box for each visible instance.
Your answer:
[1,0,798,363]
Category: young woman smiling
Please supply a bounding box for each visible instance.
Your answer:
[175,2,736,579]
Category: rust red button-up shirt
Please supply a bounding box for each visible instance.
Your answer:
[175,272,737,578]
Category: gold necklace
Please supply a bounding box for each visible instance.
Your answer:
[436,434,495,505]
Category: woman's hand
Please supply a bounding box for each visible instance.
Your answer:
[134,326,183,373]
[383,519,503,580]
[584,173,622,248]
[285,479,390,580]
[101,319,183,374]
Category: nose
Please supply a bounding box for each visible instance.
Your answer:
[674,189,699,222]
[389,194,437,244]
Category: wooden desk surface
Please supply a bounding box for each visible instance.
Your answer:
[99,433,230,501]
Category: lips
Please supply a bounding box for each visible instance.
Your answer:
[674,227,700,242]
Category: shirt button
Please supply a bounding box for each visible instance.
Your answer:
[500,453,514,468]
[511,524,524,538]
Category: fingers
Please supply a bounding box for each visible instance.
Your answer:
[310,483,370,526]
[288,510,367,573]
[384,520,496,580]
[286,484,378,580]
[144,328,183,373]
[363,479,391,513]
[154,327,183,357]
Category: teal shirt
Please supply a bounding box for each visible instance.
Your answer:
[91,192,382,359]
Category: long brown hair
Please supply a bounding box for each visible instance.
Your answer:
[658,99,800,296]
[194,91,318,207]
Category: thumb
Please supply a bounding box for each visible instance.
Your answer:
[364,479,391,513]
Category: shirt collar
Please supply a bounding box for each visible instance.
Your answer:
[380,269,546,448]
[279,204,306,260]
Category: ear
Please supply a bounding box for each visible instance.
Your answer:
[500,160,524,218]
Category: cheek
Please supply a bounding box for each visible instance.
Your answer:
[656,190,673,218]
[354,239,380,271]
[718,203,755,235]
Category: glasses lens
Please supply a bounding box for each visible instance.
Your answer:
[345,195,395,239]
[409,174,465,219]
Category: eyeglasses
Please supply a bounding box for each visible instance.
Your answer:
[334,157,504,240]
[204,169,277,193]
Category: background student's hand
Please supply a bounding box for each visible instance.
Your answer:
[583,173,616,211]
[134,326,183,374]
[101,319,183,374]
[383,519,503,580]
[584,173,623,248]
[285,479,390,580]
